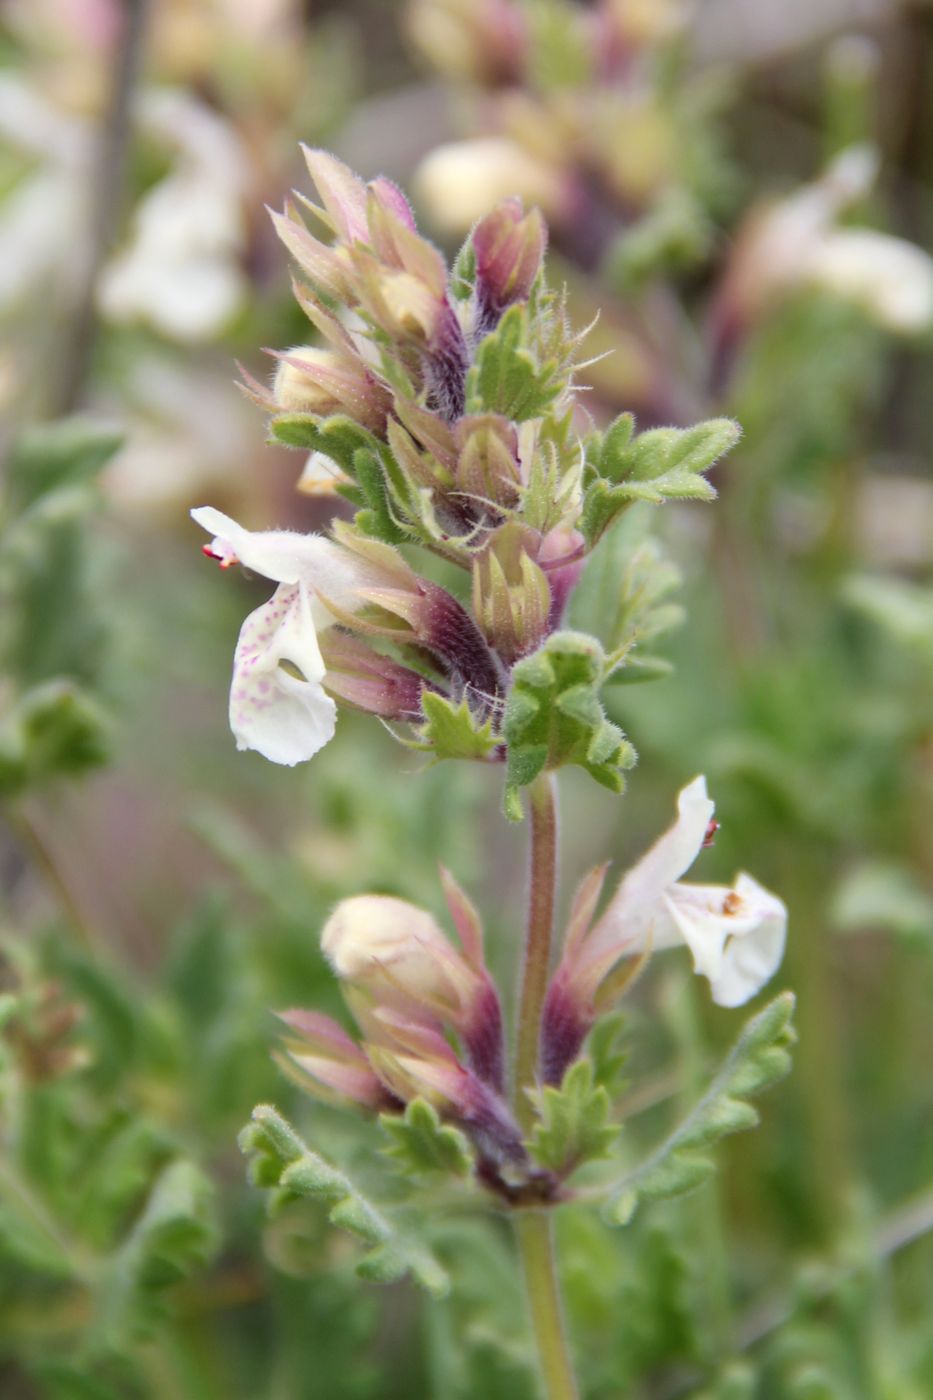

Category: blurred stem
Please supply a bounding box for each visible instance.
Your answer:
[514,1213,579,1400]
[6,807,98,955]
[668,974,733,1356]
[514,771,558,1130]
[54,0,151,415]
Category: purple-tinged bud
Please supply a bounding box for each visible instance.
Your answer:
[321,891,505,1091]
[275,1008,396,1109]
[471,198,548,337]
[300,146,371,244]
[268,202,353,302]
[364,1012,524,1166]
[320,522,504,703]
[271,345,390,433]
[318,631,433,720]
[368,176,418,231]
[472,524,551,666]
[539,526,586,630]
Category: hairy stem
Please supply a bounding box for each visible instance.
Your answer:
[514,771,558,1130]
[514,1212,579,1400]
[512,773,579,1397]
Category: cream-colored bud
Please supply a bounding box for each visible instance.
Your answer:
[273,347,351,414]
[321,895,476,1018]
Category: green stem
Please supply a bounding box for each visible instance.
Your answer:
[514,771,558,1132]
[511,773,579,1397]
[514,1212,579,1400]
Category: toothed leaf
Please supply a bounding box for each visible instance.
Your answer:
[603,993,796,1226]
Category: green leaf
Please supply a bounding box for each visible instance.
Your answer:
[586,1013,628,1098]
[502,632,636,818]
[98,1160,217,1342]
[6,418,123,511]
[0,680,110,799]
[603,992,796,1226]
[239,1104,449,1296]
[832,861,933,946]
[570,509,684,683]
[465,304,563,422]
[379,1098,474,1178]
[582,416,740,545]
[269,412,377,474]
[527,1060,619,1177]
[415,692,499,763]
[352,446,408,544]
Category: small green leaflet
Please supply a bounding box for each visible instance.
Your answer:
[379,1098,474,1178]
[527,1060,619,1178]
[465,304,563,422]
[603,992,796,1226]
[502,631,636,819]
[414,693,499,763]
[582,416,740,545]
[239,1104,449,1297]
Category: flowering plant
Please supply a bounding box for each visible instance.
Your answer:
[196,149,793,1397]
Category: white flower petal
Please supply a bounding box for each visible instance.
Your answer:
[191,507,365,616]
[230,582,335,765]
[664,873,787,1007]
[804,229,933,334]
[588,776,714,959]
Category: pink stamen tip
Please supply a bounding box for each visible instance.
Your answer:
[202,544,239,569]
[703,819,721,849]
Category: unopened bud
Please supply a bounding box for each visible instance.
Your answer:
[472,524,551,665]
[318,631,431,719]
[276,1009,393,1109]
[323,894,481,1025]
[272,345,389,433]
[455,414,522,512]
[471,198,547,334]
[322,887,505,1090]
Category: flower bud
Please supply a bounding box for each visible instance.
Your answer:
[272,345,389,433]
[472,524,551,665]
[471,198,547,335]
[322,887,505,1090]
[454,414,522,512]
[405,0,527,86]
[276,1009,393,1109]
[317,631,432,720]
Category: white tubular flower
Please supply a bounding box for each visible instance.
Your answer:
[802,229,933,335]
[191,506,388,765]
[585,776,787,1007]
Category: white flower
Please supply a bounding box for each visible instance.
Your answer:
[802,229,933,335]
[414,138,565,236]
[99,91,248,342]
[191,506,385,765]
[586,776,787,1006]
